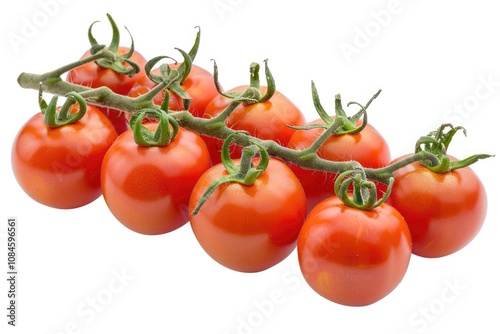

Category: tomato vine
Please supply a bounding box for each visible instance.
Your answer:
[15,15,493,206]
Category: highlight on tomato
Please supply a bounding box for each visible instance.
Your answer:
[201,59,306,165]
[101,106,211,235]
[288,83,391,213]
[11,92,118,209]
[297,171,412,306]
[189,134,307,273]
[66,14,148,134]
[386,124,490,258]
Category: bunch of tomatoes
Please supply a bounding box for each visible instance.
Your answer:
[12,15,489,307]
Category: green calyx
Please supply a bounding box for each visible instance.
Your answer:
[290,82,380,135]
[334,169,393,211]
[144,52,193,111]
[129,90,179,147]
[87,13,141,77]
[290,85,381,157]
[416,123,493,173]
[39,89,87,127]
[212,59,276,103]
[142,27,201,110]
[191,132,270,215]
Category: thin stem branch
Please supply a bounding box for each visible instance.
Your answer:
[41,52,106,80]
[18,72,157,112]
[204,87,261,125]
[301,117,344,155]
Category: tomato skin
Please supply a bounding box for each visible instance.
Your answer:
[386,155,487,258]
[101,123,211,235]
[287,118,391,212]
[189,158,307,273]
[66,47,148,134]
[202,86,306,164]
[298,197,412,306]
[11,106,118,209]
[127,64,219,118]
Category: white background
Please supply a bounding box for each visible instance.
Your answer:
[1,0,499,333]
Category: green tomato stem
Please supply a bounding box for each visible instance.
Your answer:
[87,13,140,76]
[259,59,276,102]
[192,133,269,215]
[19,72,159,112]
[17,69,491,188]
[249,62,261,91]
[204,87,261,125]
[299,117,345,155]
[130,108,179,147]
[39,52,106,81]
[292,84,376,135]
[41,92,87,127]
[334,169,395,210]
[209,59,275,103]
[415,123,494,172]
[310,80,334,124]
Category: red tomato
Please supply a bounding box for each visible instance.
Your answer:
[11,105,118,209]
[101,123,211,235]
[189,158,307,272]
[66,47,148,134]
[386,155,487,258]
[287,118,391,212]
[297,196,412,306]
[202,86,306,164]
[128,63,219,119]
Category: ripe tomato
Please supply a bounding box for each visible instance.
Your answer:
[101,123,211,235]
[202,86,306,164]
[11,105,118,209]
[128,63,219,118]
[386,154,487,258]
[189,158,307,272]
[287,118,391,212]
[66,47,148,134]
[297,196,412,306]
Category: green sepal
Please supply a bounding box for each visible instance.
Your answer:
[304,81,379,135]
[211,59,276,103]
[130,108,179,147]
[143,49,193,110]
[87,13,141,77]
[416,123,494,172]
[334,169,394,211]
[191,133,269,215]
[40,90,87,128]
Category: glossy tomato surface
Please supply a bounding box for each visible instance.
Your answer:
[287,118,391,212]
[11,106,118,209]
[202,86,306,164]
[189,158,307,273]
[386,155,487,258]
[66,47,148,134]
[298,196,412,306]
[101,123,211,235]
[128,63,219,118]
